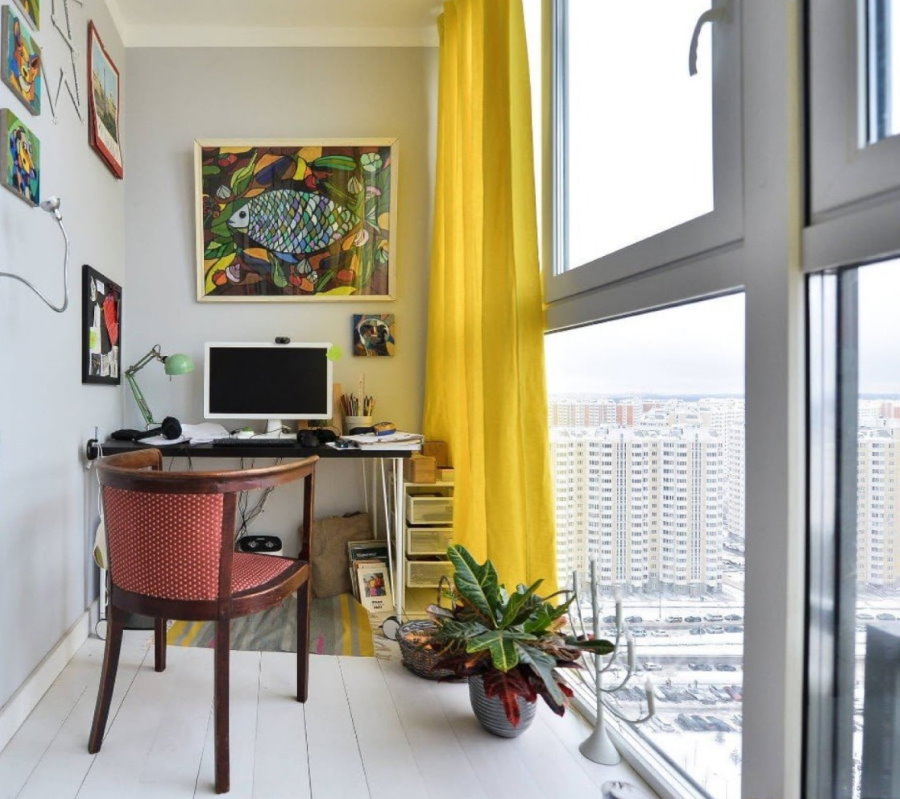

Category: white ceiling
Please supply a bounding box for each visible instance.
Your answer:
[107,0,444,48]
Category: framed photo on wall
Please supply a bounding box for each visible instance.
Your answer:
[0,107,39,204]
[195,138,397,301]
[0,5,41,115]
[82,265,121,385]
[87,22,123,178]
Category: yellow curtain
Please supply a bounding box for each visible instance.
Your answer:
[424,0,557,591]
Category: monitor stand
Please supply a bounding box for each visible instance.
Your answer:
[264,419,294,439]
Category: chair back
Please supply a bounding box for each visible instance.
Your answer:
[96,449,317,602]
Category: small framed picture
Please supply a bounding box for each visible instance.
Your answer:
[87,22,123,178]
[352,313,395,356]
[1,6,41,115]
[0,107,39,205]
[12,0,38,30]
[82,265,121,385]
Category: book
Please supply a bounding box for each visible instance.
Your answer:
[354,560,393,614]
[347,539,389,562]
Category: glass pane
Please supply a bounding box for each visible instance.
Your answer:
[854,260,900,797]
[565,0,714,269]
[546,295,744,797]
[867,0,900,142]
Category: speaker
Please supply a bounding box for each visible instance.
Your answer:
[110,417,182,442]
[236,535,283,556]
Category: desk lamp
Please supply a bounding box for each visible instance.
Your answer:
[126,345,194,426]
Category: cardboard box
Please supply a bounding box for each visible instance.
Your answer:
[404,454,437,483]
[422,440,450,467]
[438,467,455,483]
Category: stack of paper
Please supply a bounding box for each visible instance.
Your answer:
[341,431,423,450]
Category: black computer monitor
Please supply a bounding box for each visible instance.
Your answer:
[203,342,333,432]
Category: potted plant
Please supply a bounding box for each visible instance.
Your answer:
[425,544,614,737]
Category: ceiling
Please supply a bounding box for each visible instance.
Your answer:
[107,0,444,47]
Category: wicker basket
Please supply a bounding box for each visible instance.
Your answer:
[397,576,459,680]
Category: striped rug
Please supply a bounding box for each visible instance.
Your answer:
[166,593,375,657]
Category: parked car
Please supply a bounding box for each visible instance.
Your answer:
[703,613,724,622]
[856,612,874,620]
[603,615,618,624]
[689,626,704,635]
[626,615,644,623]
[876,612,896,620]
[650,629,670,637]
[724,624,743,633]
[706,624,725,634]
[685,615,702,623]
[706,715,733,732]
[666,615,684,623]
[676,713,696,731]
[724,685,743,701]
[716,663,738,672]
[631,627,648,637]
[656,719,676,732]
[689,662,713,671]
[643,662,663,671]
[691,714,712,731]
[724,613,743,621]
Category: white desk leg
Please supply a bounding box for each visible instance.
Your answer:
[393,457,404,619]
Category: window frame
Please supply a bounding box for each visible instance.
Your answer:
[545,0,744,303]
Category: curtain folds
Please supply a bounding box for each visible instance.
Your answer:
[424,0,557,591]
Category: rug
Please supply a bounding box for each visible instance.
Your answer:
[166,593,375,657]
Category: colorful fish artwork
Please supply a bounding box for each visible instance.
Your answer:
[196,140,396,300]
[0,107,39,205]
[1,7,41,116]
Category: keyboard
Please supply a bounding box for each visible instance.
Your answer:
[212,437,296,447]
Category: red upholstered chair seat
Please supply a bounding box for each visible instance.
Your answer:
[231,553,295,593]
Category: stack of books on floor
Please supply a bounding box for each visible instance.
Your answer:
[348,539,393,615]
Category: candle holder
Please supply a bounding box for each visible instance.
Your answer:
[571,560,656,765]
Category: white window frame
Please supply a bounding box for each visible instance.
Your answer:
[545,0,743,303]
[806,0,900,271]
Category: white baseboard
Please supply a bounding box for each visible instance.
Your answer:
[0,609,91,753]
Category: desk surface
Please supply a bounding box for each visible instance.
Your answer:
[98,439,415,460]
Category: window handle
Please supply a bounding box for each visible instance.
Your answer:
[688,3,729,76]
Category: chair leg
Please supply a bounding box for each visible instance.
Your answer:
[297,580,311,702]
[154,617,167,672]
[214,619,230,794]
[88,604,124,753]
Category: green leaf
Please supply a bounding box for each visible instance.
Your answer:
[466,630,525,672]
[230,154,258,196]
[272,258,287,288]
[202,165,221,176]
[447,545,500,623]
[516,644,567,707]
[499,580,543,628]
[522,604,555,635]
[204,239,235,260]
[567,637,615,656]
[311,155,357,171]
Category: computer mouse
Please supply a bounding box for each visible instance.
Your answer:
[234,429,255,439]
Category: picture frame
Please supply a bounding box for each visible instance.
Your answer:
[87,21,123,178]
[12,0,38,30]
[195,138,398,301]
[82,264,121,385]
[0,107,39,204]
[1,6,41,115]
[352,313,395,357]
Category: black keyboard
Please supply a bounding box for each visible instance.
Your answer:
[212,437,296,447]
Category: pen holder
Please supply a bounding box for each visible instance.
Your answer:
[344,415,373,434]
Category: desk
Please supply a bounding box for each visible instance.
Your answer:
[96,439,415,620]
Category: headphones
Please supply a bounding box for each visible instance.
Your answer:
[110,416,183,442]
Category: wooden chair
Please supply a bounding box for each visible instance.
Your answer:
[88,448,318,794]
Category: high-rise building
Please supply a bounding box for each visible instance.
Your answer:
[857,425,900,589]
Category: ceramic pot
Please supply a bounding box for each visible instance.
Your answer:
[468,675,537,737]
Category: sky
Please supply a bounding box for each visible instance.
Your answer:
[544,266,900,397]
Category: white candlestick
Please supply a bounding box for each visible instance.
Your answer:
[615,599,623,628]
[645,678,656,715]
[626,634,635,669]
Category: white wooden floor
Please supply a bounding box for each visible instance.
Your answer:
[0,632,653,798]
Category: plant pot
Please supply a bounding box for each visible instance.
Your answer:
[468,675,537,737]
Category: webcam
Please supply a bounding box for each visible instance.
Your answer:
[275,336,290,344]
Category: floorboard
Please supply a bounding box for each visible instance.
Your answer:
[0,636,657,799]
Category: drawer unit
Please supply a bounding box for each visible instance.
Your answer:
[406,494,454,525]
[406,558,454,587]
[406,526,454,556]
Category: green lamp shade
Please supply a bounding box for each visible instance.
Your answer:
[163,353,195,376]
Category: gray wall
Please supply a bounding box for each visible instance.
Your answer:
[124,47,437,551]
[0,2,125,708]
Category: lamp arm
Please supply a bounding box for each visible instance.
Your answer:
[126,370,156,427]
[0,214,70,313]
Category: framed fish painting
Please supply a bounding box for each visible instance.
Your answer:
[195,138,397,301]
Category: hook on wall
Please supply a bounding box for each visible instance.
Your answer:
[0,195,71,313]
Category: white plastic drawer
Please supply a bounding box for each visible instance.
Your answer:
[406,494,454,525]
[405,559,453,587]
[406,526,454,556]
